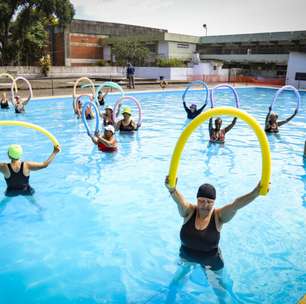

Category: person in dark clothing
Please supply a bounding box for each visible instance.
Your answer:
[14,95,30,114]
[0,93,9,109]
[164,176,261,302]
[265,106,297,133]
[126,63,135,89]
[165,177,261,270]
[0,144,60,196]
[116,107,138,132]
[183,102,206,119]
[97,89,109,106]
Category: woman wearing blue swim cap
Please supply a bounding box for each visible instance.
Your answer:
[0,144,60,196]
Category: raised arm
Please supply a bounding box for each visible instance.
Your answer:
[165,176,193,218]
[278,109,297,127]
[209,118,213,137]
[183,101,190,114]
[217,182,261,224]
[116,104,122,117]
[265,106,272,129]
[23,96,31,106]
[224,117,237,134]
[26,146,61,171]
[195,103,206,115]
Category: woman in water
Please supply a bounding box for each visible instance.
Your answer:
[0,93,9,109]
[265,106,297,133]
[209,117,237,144]
[74,98,82,118]
[0,144,60,196]
[165,177,261,271]
[97,89,109,107]
[14,95,30,113]
[116,107,138,132]
[84,104,95,120]
[90,125,118,153]
[102,105,115,126]
[183,102,206,120]
[164,176,262,301]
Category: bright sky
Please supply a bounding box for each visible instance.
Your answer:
[71,0,306,36]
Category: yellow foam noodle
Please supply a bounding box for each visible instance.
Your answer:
[0,120,59,147]
[168,107,271,195]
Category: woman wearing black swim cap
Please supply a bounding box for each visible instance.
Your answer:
[165,177,261,270]
[164,177,261,301]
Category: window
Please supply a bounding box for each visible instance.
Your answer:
[177,43,189,49]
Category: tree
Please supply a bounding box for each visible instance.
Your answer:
[0,0,75,65]
[111,38,151,66]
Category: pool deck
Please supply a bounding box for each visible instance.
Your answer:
[30,82,284,100]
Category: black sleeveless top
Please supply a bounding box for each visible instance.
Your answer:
[119,120,135,132]
[4,162,33,196]
[1,101,9,109]
[180,209,220,254]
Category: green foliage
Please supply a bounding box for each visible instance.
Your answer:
[111,39,150,66]
[97,59,108,66]
[0,0,75,65]
[155,58,186,67]
[39,54,51,76]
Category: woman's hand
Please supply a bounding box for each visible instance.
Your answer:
[165,176,177,192]
[54,145,61,154]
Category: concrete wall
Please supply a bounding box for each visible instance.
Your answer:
[0,65,223,81]
[286,52,306,89]
[200,54,289,64]
[168,41,196,60]
[0,66,125,78]
[134,67,193,80]
[157,42,169,58]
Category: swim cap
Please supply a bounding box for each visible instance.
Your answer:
[105,105,113,111]
[8,144,23,160]
[197,183,216,199]
[122,107,132,115]
[105,125,115,134]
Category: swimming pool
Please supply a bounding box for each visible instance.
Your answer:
[0,87,305,303]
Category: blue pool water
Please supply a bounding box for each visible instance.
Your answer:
[0,87,305,303]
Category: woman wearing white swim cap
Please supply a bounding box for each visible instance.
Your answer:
[90,125,118,153]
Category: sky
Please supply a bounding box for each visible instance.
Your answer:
[71,0,306,36]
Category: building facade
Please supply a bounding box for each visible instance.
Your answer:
[50,19,199,66]
[50,19,306,85]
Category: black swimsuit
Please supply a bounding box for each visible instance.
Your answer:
[1,102,9,109]
[15,106,24,114]
[180,209,224,270]
[4,162,34,196]
[119,120,135,132]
